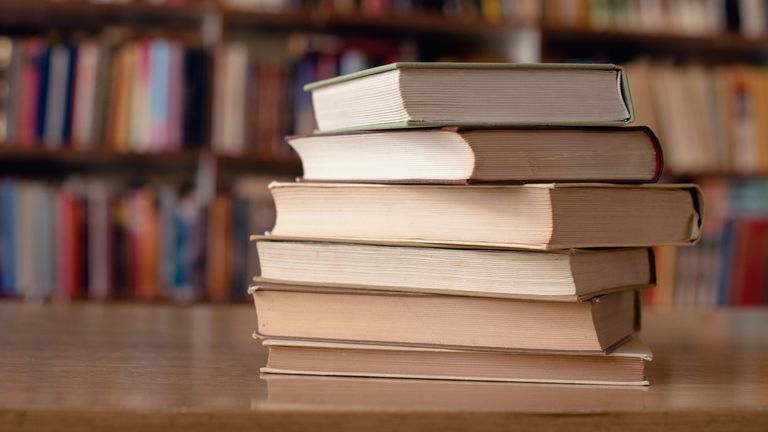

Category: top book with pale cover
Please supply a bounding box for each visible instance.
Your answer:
[304,63,634,132]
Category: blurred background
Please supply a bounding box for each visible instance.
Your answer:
[0,0,764,308]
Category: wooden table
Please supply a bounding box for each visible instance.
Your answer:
[0,302,766,431]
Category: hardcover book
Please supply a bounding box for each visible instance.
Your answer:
[254,238,654,300]
[267,182,702,250]
[288,126,663,183]
[304,63,634,132]
[261,337,652,385]
[249,284,639,353]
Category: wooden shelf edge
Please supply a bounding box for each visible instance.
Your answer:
[0,1,536,39]
[220,6,537,38]
[3,1,768,55]
[542,25,768,55]
[0,147,301,171]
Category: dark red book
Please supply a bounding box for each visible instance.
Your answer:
[737,219,768,306]
[16,38,45,146]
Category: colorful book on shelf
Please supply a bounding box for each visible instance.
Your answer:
[0,37,13,143]
[130,189,159,301]
[181,48,209,148]
[260,336,651,385]
[131,40,151,152]
[0,181,16,296]
[16,38,44,145]
[55,188,83,299]
[207,195,232,302]
[304,63,634,132]
[33,43,50,142]
[86,182,113,300]
[212,42,248,155]
[167,43,183,151]
[71,41,100,147]
[288,126,663,183]
[266,182,702,250]
[90,40,114,150]
[253,238,655,300]
[43,43,74,148]
[106,44,133,151]
[258,63,288,157]
[248,283,640,353]
[149,39,171,149]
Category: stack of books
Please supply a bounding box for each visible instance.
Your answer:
[248,63,702,386]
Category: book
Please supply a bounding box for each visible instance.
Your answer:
[288,126,663,183]
[131,40,151,151]
[181,48,209,148]
[148,39,171,149]
[0,37,12,143]
[304,63,634,132]
[43,43,73,147]
[55,187,83,300]
[207,195,232,302]
[249,284,639,353]
[0,181,16,296]
[261,374,647,412]
[212,42,248,155]
[3,38,22,144]
[267,183,702,250]
[71,41,101,147]
[254,238,654,300]
[260,337,651,385]
[33,43,50,142]
[16,38,44,145]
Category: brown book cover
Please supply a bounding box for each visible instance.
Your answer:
[287,126,664,184]
[248,283,639,353]
[260,336,652,385]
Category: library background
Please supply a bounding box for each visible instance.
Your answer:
[0,0,766,309]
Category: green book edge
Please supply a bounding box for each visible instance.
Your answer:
[304,62,624,90]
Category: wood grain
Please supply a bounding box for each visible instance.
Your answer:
[0,302,766,431]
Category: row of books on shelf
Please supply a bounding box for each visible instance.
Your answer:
[0,33,417,157]
[212,35,406,155]
[626,60,768,175]
[13,0,768,39]
[646,178,768,308]
[545,0,768,38]
[0,36,210,153]
[0,175,282,302]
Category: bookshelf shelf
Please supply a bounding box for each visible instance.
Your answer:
[4,2,768,59]
[0,0,205,31]
[542,26,768,60]
[0,1,530,40]
[0,147,300,174]
[220,7,533,40]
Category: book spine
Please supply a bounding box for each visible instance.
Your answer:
[148,39,170,151]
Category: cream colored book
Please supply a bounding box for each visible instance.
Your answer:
[304,63,634,132]
[267,182,702,250]
[260,337,651,386]
[287,126,662,183]
[254,238,654,300]
[249,284,639,353]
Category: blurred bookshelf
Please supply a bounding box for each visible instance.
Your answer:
[1,0,768,307]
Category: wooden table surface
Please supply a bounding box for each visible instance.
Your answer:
[1,302,766,431]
